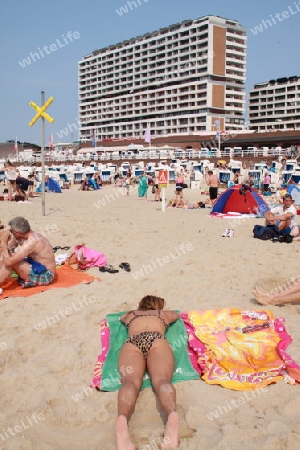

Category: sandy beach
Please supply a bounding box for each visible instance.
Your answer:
[1,182,299,450]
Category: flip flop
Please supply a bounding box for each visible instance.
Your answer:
[99,264,119,274]
[119,262,131,272]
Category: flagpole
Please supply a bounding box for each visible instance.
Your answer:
[41,91,46,217]
[15,136,19,163]
[218,117,221,158]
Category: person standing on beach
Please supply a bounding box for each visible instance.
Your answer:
[116,295,180,450]
[205,170,219,205]
[263,172,271,193]
[153,175,161,201]
[4,160,17,201]
[137,172,148,198]
[0,217,56,289]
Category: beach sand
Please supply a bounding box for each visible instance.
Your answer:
[1,183,299,450]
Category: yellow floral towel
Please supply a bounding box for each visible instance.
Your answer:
[187,308,289,390]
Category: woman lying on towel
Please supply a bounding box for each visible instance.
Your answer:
[116,295,180,450]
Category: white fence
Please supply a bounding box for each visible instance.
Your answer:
[2,147,298,165]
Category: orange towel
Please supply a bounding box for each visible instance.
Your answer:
[0,265,101,300]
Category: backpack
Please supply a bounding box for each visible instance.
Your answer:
[253,225,280,241]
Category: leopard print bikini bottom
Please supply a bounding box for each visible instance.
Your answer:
[125,331,166,359]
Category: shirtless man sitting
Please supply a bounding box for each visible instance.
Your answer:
[0,217,56,289]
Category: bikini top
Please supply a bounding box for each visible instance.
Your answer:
[126,310,168,330]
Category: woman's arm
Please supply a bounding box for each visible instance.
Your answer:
[120,312,129,323]
[165,311,180,324]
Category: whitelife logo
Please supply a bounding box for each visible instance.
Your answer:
[18,31,81,68]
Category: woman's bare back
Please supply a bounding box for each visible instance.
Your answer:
[121,310,180,336]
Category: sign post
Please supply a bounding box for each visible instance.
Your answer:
[29,92,54,216]
[158,169,168,212]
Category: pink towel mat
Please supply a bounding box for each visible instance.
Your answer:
[74,245,107,269]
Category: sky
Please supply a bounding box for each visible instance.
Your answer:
[1,0,300,145]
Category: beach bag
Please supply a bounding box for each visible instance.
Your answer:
[151,185,155,194]
[279,234,294,244]
[253,225,280,241]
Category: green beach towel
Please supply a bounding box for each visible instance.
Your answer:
[99,312,199,391]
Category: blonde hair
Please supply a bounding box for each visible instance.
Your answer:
[138,295,165,311]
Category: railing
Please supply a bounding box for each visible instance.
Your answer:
[3,148,296,166]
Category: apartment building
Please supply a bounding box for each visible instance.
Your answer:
[249,76,300,131]
[78,15,247,141]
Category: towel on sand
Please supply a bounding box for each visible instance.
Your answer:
[74,244,107,270]
[0,265,101,300]
[91,312,200,391]
[91,309,300,392]
[182,308,300,390]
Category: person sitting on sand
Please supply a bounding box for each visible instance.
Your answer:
[116,295,180,450]
[264,193,299,236]
[254,278,300,306]
[170,187,184,208]
[0,217,56,289]
[15,173,34,200]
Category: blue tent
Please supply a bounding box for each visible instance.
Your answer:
[36,177,62,193]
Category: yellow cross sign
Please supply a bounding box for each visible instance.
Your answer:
[29,96,54,127]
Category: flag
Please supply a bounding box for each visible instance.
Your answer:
[90,129,96,147]
[144,123,151,144]
[214,119,220,127]
[49,133,54,149]
[14,137,18,152]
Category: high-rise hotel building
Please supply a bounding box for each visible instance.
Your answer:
[78,15,247,141]
[248,76,300,131]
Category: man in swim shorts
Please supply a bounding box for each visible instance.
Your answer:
[0,217,56,289]
[205,170,219,205]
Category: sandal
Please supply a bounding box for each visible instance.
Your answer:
[99,264,119,274]
[119,262,131,272]
[53,246,71,252]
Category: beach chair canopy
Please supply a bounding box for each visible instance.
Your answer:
[288,183,300,204]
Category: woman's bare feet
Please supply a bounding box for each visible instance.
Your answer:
[254,286,275,305]
[116,415,136,450]
[161,412,179,449]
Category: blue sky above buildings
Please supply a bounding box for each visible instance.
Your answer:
[1,0,300,144]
